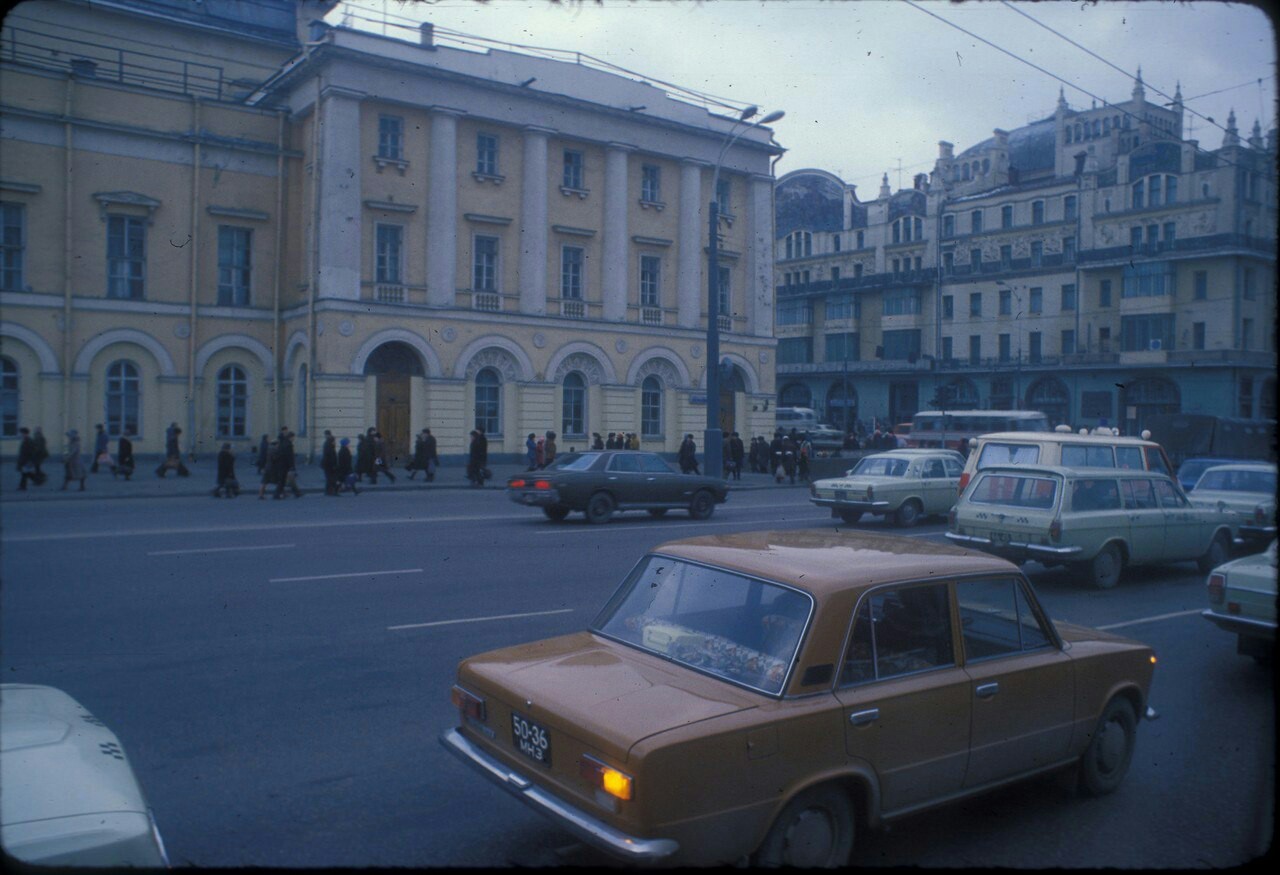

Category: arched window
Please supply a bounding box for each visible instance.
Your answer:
[641,376,663,438]
[0,356,18,437]
[105,360,140,438]
[474,367,501,435]
[562,371,586,438]
[942,378,979,410]
[216,364,248,438]
[1026,377,1070,427]
[779,383,812,409]
[826,382,858,431]
[296,364,307,436]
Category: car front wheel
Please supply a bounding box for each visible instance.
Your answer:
[584,492,615,525]
[689,490,715,520]
[895,499,922,528]
[1084,543,1123,589]
[1078,697,1137,796]
[754,784,855,868]
[1197,532,1230,574]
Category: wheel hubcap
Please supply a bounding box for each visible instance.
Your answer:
[784,808,835,867]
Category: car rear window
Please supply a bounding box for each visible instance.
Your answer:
[969,473,1060,509]
[976,443,1040,469]
[851,456,909,477]
[593,556,812,696]
[1061,444,1115,467]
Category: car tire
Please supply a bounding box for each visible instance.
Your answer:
[838,510,862,525]
[1085,543,1123,589]
[542,505,570,522]
[647,508,668,518]
[895,499,922,528]
[689,490,715,521]
[754,784,855,868]
[584,492,615,525]
[1078,697,1137,797]
[1197,532,1230,574]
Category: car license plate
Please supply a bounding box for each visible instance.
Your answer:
[835,490,847,502]
[511,712,552,767]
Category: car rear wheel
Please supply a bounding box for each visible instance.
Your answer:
[838,510,862,525]
[1197,532,1230,574]
[1084,543,1123,589]
[647,508,668,518]
[895,499,922,528]
[542,505,570,522]
[584,492,615,525]
[1078,697,1137,796]
[754,784,855,868]
[689,490,715,521]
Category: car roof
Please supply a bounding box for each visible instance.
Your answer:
[1198,463,1277,473]
[976,432,1159,446]
[974,464,1172,479]
[652,529,1014,597]
[872,449,958,456]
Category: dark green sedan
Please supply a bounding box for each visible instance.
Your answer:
[507,451,728,524]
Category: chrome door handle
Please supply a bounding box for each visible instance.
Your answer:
[849,708,880,726]
[607,476,618,481]
[975,682,1000,699]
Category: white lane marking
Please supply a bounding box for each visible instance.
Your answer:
[1095,608,1203,631]
[534,518,947,535]
[388,608,574,631]
[148,543,295,556]
[269,568,423,583]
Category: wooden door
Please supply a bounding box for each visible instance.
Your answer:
[376,375,411,463]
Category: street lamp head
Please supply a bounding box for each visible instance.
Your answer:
[760,109,786,125]
[738,105,759,121]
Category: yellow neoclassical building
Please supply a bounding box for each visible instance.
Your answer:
[0,0,782,462]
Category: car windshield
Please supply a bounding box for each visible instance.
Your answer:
[552,453,600,471]
[592,556,812,696]
[969,473,1061,509]
[1194,468,1277,493]
[851,457,909,477]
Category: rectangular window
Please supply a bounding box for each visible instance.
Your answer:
[1001,205,1013,229]
[563,150,584,189]
[0,202,24,291]
[216,226,252,306]
[943,251,954,273]
[1029,332,1042,363]
[1099,279,1112,308]
[1132,180,1144,209]
[969,335,981,365]
[943,214,955,237]
[824,332,859,362]
[717,266,730,316]
[998,333,1011,362]
[641,380,662,437]
[1122,263,1174,298]
[881,329,921,360]
[1243,268,1255,300]
[1149,175,1161,206]
[1063,195,1077,221]
[1061,329,1076,355]
[1162,222,1176,244]
[561,246,584,299]
[1121,314,1175,351]
[1061,283,1077,311]
[476,133,499,176]
[776,301,813,326]
[942,295,954,320]
[892,258,900,274]
[716,179,731,215]
[1029,287,1043,314]
[826,295,855,321]
[970,248,982,269]
[106,215,145,299]
[956,578,1050,663]
[1032,201,1044,224]
[1130,227,1143,250]
[883,289,920,316]
[1030,240,1042,267]
[830,267,840,283]
[378,115,403,160]
[473,235,499,292]
[853,263,863,279]
[1242,318,1253,350]
[1166,175,1177,204]
[777,337,813,364]
[832,233,841,252]
[969,292,982,317]
[216,368,247,438]
[971,210,983,234]
[942,336,953,361]
[841,583,954,685]
[375,224,403,284]
[1194,270,1207,300]
[999,289,1012,316]
[1193,321,1205,350]
[641,164,661,203]
[639,255,661,307]
[1062,237,1075,261]
[856,231,864,248]
[1239,377,1254,417]
[1099,327,1111,352]
[999,244,1012,267]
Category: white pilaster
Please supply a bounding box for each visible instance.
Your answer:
[317,87,363,300]
[749,174,775,337]
[602,143,633,322]
[519,126,553,315]
[427,108,462,307]
[678,160,706,328]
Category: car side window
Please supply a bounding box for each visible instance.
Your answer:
[1153,478,1190,508]
[956,578,1052,662]
[841,583,954,685]
[1071,478,1120,511]
[1144,446,1172,476]
[1116,447,1144,470]
[1062,444,1115,467]
[924,460,946,479]
[638,453,673,474]
[1122,479,1157,509]
[608,454,641,473]
[943,458,964,477]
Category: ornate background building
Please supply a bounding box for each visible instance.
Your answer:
[774,75,1276,435]
[0,0,782,461]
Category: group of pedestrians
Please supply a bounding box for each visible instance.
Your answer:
[14,423,140,492]
[523,430,558,471]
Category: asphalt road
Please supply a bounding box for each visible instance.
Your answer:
[1,488,1273,867]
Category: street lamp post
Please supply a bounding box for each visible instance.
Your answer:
[705,106,783,479]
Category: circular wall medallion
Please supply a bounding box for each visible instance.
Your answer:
[338,320,354,337]
[690,345,702,359]
[758,350,769,364]
[173,323,191,339]
[614,339,628,354]
[532,332,547,349]
[441,326,457,342]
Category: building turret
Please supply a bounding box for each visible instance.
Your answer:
[879,173,891,199]
[1132,67,1145,104]
[1223,109,1240,148]
[1248,118,1264,149]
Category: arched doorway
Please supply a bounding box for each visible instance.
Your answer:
[364,341,424,462]
[1122,377,1179,435]
[719,366,745,436]
[1026,376,1070,427]
[826,381,858,432]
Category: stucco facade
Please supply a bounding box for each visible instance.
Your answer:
[0,0,782,461]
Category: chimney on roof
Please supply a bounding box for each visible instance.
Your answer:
[938,141,954,160]
[913,173,928,191]
[420,21,436,48]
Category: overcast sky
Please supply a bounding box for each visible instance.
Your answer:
[332,0,1276,192]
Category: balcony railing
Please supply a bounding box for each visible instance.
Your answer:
[777,268,938,297]
[717,315,732,332]
[472,291,501,312]
[375,284,406,303]
[1078,233,1277,265]
[640,306,663,326]
[561,299,585,319]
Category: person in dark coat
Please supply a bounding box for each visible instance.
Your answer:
[16,427,39,490]
[335,437,357,494]
[113,430,134,479]
[543,431,557,467]
[61,429,86,491]
[467,429,489,486]
[31,426,49,480]
[423,428,439,481]
[678,434,699,474]
[408,429,429,479]
[255,434,269,475]
[770,432,785,482]
[355,431,373,482]
[321,430,339,495]
[592,432,604,450]
[213,443,239,497]
[729,432,745,481]
[156,423,190,477]
[91,423,110,473]
[275,430,302,498]
[525,433,538,471]
[781,434,798,484]
[372,430,396,482]
[258,439,279,499]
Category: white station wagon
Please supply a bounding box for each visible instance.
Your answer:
[810,449,965,527]
[947,465,1234,589]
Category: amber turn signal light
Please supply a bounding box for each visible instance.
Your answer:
[579,755,633,801]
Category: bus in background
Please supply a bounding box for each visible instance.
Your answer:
[1143,413,1276,468]
[907,409,1051,454]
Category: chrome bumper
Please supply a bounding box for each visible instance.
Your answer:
[810,498,890,511]
[944,531,1082,556]
[1238,524,1277,540]
[507,489,561,507]
[1201,608,1277,640]
[439,728,679,863]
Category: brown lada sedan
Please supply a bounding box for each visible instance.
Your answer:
[440,530,1157,867]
